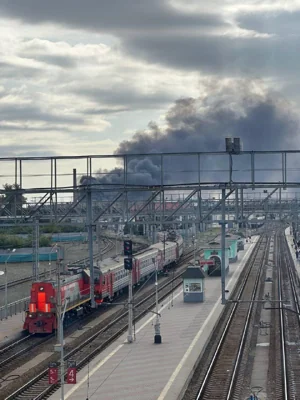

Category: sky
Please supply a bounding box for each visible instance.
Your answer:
[1,0,300,192]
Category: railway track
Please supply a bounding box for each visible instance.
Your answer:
[0,334,54,375]
[0,239,149,372]
[277,232,300,399]
[3,249,196,400]
[183,234,271,400]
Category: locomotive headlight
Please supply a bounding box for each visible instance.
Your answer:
[39,287,44,291]
[29,313,36,318]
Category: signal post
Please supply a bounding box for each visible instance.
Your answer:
[124,240,134,343]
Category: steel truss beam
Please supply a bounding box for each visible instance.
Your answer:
[0,150,300,225]
[199,189,235,224]
[128,190,160,223]
[58,193,86,223]
[164,189,198,221]
[93,192,124,223]
[244,187,279,221]
[23,193,51,221]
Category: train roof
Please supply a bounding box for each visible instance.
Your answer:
[92,236,182,274]
[151,241,177,252]
[203,242,231,250]
[99,256,124,273]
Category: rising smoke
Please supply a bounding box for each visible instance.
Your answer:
[80,80,300,193]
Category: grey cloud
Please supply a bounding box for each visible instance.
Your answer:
[0,0,227,33]
[0,144,58,158]
[0,103,84,125]
[18,41,78,68]
[0,124,68,132]
[84,107,129,115]
[76,86,174,110]
[0,62,42,79]
[27,54,77,68]
[125,34,300,77]
[2,0,299,80]
[81,82,300,192]
[237,11,300,35]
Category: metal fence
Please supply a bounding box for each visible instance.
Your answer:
[0,296,29,320]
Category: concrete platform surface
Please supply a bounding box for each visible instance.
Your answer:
[0,312,25,345]
[49,237,259,400]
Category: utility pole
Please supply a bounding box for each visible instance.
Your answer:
[279,187,282,221]
[4,264,7,319]
[221,188,226,305]
[128,269,133,343]
[55,261,65,400]
[124,240,133,343]
[32,218,39,281]
[240,188,244,228]
[86,189,95,308]
[193,235,196,264]
[235,188,239,228]
[96,223,102,262]
[153,257,161,344]
[1,249,16,318]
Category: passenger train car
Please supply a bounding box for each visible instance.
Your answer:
[23,235,183,334]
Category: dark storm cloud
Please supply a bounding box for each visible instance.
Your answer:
[0,0,227,32]
[81,82,300,191]
[237,11,300,35]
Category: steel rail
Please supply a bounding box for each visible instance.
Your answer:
[5,249,196,400]
[225,237,269,399]
[278,232,300,400]
[278,234,290,400]
[195,234,269,399]
[0,333,32,354]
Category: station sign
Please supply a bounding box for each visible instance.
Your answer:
[67,360,77,384]
[48,362,58,385]
[200,260,215,266]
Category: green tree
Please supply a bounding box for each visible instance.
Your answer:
[0,183,27,215]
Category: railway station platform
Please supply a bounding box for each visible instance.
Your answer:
[285,227,300,274]
[49,237,259,400]
[0,312,25,345]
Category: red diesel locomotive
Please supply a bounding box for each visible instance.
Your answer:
[24,236,183,334]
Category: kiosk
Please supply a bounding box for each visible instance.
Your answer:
[183,266,205,303]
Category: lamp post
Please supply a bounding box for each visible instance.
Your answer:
[0,249,16,318]
[153,257,162,344]
[0,270,5,316]
[192,235,196,264]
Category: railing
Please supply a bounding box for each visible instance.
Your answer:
[0,296,30,320]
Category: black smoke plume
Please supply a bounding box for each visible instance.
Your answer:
[80,80,300,196]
